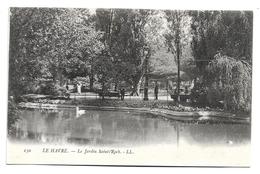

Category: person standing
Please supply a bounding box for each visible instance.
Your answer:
[77,83,81,94]
[120,88,125,100]
[154,82,158,100]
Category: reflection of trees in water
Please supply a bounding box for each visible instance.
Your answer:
[100,114,145,143]
[68,112,102,144]
[14,109,229,146]
[14,110,48,142]
[178,123,251,146]
[14,118,28,139]
[99,111,177,145]
[14,109,96,143]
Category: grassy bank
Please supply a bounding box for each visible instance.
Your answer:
[20,94,250,119]
[32,97,212,111]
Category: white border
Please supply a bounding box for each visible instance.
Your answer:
[1,0,260,174]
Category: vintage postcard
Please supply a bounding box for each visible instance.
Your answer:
[7,7,252,166]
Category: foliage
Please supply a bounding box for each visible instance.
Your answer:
[190,11,253,72]
[8,98,20,135]
[206,53,252,111]
[164,10,192,100]
[149,47,177,74]
[164,11,192,58]
[95,9,168,95]
[9,8,104,98]
[9,8,42,98]
[37,82,68,97]
[92,52,116,92]
[72,77,90,86]
[63,10,104,81]
[8,8,253,112]
[188,11,253,111]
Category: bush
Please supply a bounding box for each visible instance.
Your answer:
[37,82,69,98]
[205,54,251,112]
[190,83,209,107]
[8,97,20,136]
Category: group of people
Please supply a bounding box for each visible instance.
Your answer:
[68,81,160,100]
[66,83,82,93]
[119,82,159,101]
[120,88,125,100]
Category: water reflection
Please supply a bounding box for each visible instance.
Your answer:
[12,108,250,147]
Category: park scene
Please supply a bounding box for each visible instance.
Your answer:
[7,8,252,165]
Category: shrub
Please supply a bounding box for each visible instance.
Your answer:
[37,82,69,98]
[8,97,20,136]
[205,53,251,112]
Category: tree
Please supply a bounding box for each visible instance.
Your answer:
[9,8,46,99]
[9,8,104,98]
[189,11,253,111]
[190,11,253,71]
[95,8,121,91]
[32,8,103,86]
[92,51,115,98]
[206,53,251,111]
[63,9,104,90]
[164,10,191,102]
[9,8,76,89]
[95,9,159,96]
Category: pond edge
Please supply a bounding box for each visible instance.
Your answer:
[18,102,250,124]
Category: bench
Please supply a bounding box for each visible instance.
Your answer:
[98,91,120,98]
[171,94,191,102]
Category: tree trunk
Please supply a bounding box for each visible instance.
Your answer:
[59,71,64,86]
[89,73,94,91]
[143,56,149,100]
[176,41,181,102]
[89,59,94,91]
[130,74,144,96]
[131,81,139,96]
[101,81,105,100]
[114,82,118,91]
[143,73,149,100]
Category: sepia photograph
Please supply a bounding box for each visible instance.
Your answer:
[6,7,252,166]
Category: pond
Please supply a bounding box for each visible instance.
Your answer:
[11,107,251,148]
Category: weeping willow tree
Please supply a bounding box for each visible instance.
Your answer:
[206,53,251,112]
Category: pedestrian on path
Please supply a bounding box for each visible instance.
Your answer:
[120,88,125,100]
[154,82,158,100]
[77,83,82,94]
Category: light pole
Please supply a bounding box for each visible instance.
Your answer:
[143,49,149,101]
[176,30,181,103]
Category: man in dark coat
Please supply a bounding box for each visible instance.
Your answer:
[120,88,125,100]
[154,82,158,100]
